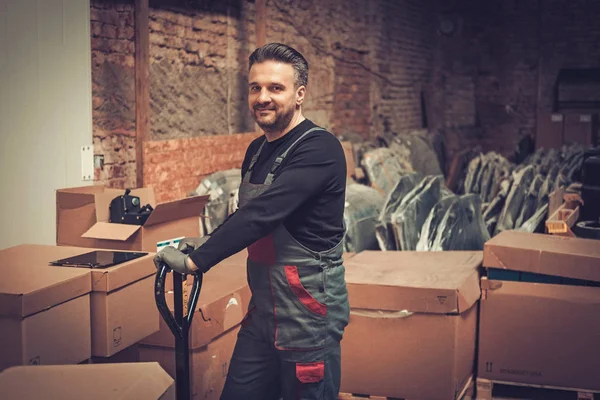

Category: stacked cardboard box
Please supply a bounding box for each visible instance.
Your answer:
[139,250,250,400]
[478,231,600,391]
[0,244,161,370]
[340,251,482,400]
[0,246,92,371]
[0,362,175,399]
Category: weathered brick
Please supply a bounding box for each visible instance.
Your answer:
[94,0,440,189]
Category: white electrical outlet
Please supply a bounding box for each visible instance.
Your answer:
[81,145,94,181]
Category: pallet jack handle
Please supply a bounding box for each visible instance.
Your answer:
[155,254,202,400]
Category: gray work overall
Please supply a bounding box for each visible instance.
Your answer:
[220,128,350,400]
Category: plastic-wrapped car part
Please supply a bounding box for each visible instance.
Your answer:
[375,172,423,250]
[483,179,511,235]
[430,194,491,251]
[476,157,493,199]
[343,183,385,253]
[361,147,413,195]
[537,164,559,205]
[515,174,545,229]
[388,129,444,177]
[485,215,499,237]
[539,148,560,175]
[517,202,548,233]
[494,165,535,235]
[463,155,483,195]
[191,169,241,234]
[491,162,513,199]
[391,175,448,251]
[416,194,459,251]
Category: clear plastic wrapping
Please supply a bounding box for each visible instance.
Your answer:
[390,175,449,251]
[190,169,241,234]
[343,183,385,253]
[375,173,423,250]
[429,194,491,251]
[416,194,459,251]
[361,147,413,195]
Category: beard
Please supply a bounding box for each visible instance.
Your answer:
[252,103,296,133]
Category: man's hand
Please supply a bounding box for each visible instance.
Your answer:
[153,246,199,274]
[177,236,210,253]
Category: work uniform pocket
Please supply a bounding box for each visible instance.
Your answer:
[270,265,327,350]
[284,266,327,316]
[296,361,325,399]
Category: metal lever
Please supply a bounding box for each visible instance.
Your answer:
[155,254,203,400]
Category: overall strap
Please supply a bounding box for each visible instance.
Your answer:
[242,137,268,183]
[265,127,325,185]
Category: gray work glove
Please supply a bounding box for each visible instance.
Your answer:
[153,246,197,275]
[177,235,210,253]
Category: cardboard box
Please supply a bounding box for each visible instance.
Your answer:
[139,326,239,400]
[340,251,482,400]
[1,244,161,358]
[0,246,92,371]
[139,253,249,400]
[87,343,141,364]
[0,362,175,399]
[564,112,598,147]
[478,277,600,390]
[484,231,600,282]
[56,184,209,252]
[141,253,250,349]
[536,112,564,150]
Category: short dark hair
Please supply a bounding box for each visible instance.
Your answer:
[249,43,309,87]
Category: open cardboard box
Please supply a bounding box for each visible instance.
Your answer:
[57,184,209,252]
[0,362,174,399]
[0,246,92,371]
[341,250,482,400]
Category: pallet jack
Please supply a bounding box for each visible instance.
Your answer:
[154,252,202,400]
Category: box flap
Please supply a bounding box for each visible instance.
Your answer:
[56,184,106,210]
[483,231,600,282]
[82,222,141,241]
[57,184,106,195]
[0,362,174,400]
[344,251,482,314]
[90,253,156,292]
[0,244,92,317]
[93,187,155,222]
[144,194,210,227]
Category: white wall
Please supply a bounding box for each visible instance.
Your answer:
[0,0,93,250]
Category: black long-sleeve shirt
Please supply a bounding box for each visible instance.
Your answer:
[189,119,347,273]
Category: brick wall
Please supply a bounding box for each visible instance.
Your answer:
[144,132,260,202]
[435,0,600,168]
[91,1,136,189]
[92,0,437,198]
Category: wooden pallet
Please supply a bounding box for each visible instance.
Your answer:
[476,378,600,400]
[338,375,475,400]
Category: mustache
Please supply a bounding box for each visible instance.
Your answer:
[254,105,276,111]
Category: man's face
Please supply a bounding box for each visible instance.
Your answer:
[248,61,304,133]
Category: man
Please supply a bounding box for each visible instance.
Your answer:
[154,42,349,400]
